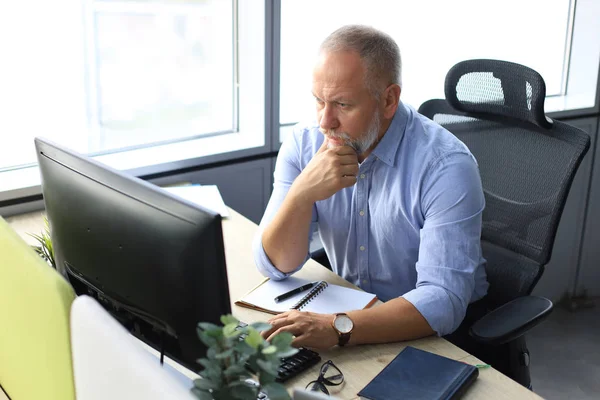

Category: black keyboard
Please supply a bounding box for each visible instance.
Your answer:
[276,347,321,382]
[237,321,321,382]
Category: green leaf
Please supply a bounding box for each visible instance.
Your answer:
[220,314,239,326]
[250,322,272,332]
[234,341,257,356]
[258,369,277,386]
[256,358,279,376]
[191,387,214,400]
[206,347,220,361]
[215,348,234,360]
[262,383,292,400]
[244,328,264,349]
[230,382,257,400]
[223,323,240,338]
[196,358,218,370]
[198,331,218,348]
[199,365,222,386]
[193,377,219,391]
[198,322,221,332]
[271,332,294,350]
[261,345,277,355]
[275,347,299,359]
[223,363,249,379]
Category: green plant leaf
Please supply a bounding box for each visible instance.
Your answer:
[193,377,219,391]
[262,383,292,400]
[198,322,221,332]
[223,323,240,338]
[258,369,277,386]
[261,345,277,355]
[199,365,222,385]
[198,331,218,348]
[223,363,249,379]
[256,358,278,376]
[271,332,294,350]
[229,382,257,400]
[215,348,234,360]
[234,341,257,356]
[250,322,272,332]
[191,387,214,400]
[220,314,239,326]
[196,358,217,370]
[206,347,220,360]
[244,328,264,349]
[274,347,299,359]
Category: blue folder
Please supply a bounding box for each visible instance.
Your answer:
[358,346,479,400]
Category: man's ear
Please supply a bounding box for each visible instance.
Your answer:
[383,84,401,119]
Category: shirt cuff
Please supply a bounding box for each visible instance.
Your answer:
[252,231,306,281]
[402,285,466,336]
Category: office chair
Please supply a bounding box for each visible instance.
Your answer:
[0,217,76,400]
[418,59,591,388]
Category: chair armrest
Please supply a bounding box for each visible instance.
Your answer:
[469,296,553,346]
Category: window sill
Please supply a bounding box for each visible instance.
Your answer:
[0,130,266,202]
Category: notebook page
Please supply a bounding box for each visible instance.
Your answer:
[240,276,377,314]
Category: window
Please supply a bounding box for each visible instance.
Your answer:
[0,0,265,199]
[279,0,594,142]
[88,0,235,153]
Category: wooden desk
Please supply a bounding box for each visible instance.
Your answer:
[7,210,542,400]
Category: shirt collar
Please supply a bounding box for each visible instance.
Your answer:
[370,101,408,167]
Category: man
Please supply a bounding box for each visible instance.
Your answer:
[253,25,488,349]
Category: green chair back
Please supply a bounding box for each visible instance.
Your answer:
[0,217,76,400]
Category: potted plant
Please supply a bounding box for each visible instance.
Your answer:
[29,216,56,269]
[192,314,298,400]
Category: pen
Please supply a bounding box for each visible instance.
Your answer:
[274,282,316,303]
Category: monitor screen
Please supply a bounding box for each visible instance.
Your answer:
[35,137,231,371]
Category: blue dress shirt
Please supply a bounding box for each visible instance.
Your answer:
[253,102,489,336]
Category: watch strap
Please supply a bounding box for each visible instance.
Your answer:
[338,331,351,346]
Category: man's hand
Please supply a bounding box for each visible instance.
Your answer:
[261,310,339,350]
[292,138,359,204]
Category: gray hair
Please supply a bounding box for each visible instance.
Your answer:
[319,25,402,99]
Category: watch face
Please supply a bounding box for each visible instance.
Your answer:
[334,315,353,334]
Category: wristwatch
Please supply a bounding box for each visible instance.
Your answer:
[332,313,354,346]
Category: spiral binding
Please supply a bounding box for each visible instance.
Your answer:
[291,281,329,310]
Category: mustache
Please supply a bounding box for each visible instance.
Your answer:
[319,129,350,140]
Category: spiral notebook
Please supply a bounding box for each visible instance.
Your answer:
[235,276,378,315]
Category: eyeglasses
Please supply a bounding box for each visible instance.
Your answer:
[305,360,344,395]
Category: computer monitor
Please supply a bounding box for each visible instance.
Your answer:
[35,137,231,371]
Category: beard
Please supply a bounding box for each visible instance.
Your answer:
[320,111,382,155]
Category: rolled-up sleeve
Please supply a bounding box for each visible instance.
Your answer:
[402,152,487,336]
[252,127,318,280]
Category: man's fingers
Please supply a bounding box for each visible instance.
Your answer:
[338,154,359,165]
[335,145,358,156]
[340,164,359,176]
[317,137,329,153]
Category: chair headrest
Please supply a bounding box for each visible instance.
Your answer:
[444,59,552,129]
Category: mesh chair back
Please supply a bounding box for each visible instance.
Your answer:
[419,60,590,307]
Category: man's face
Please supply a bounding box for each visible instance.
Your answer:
[312,50,383,155]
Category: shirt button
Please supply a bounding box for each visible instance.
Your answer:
[359,210,365,216]
[360,246,365,251]
[360,173,366,179]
